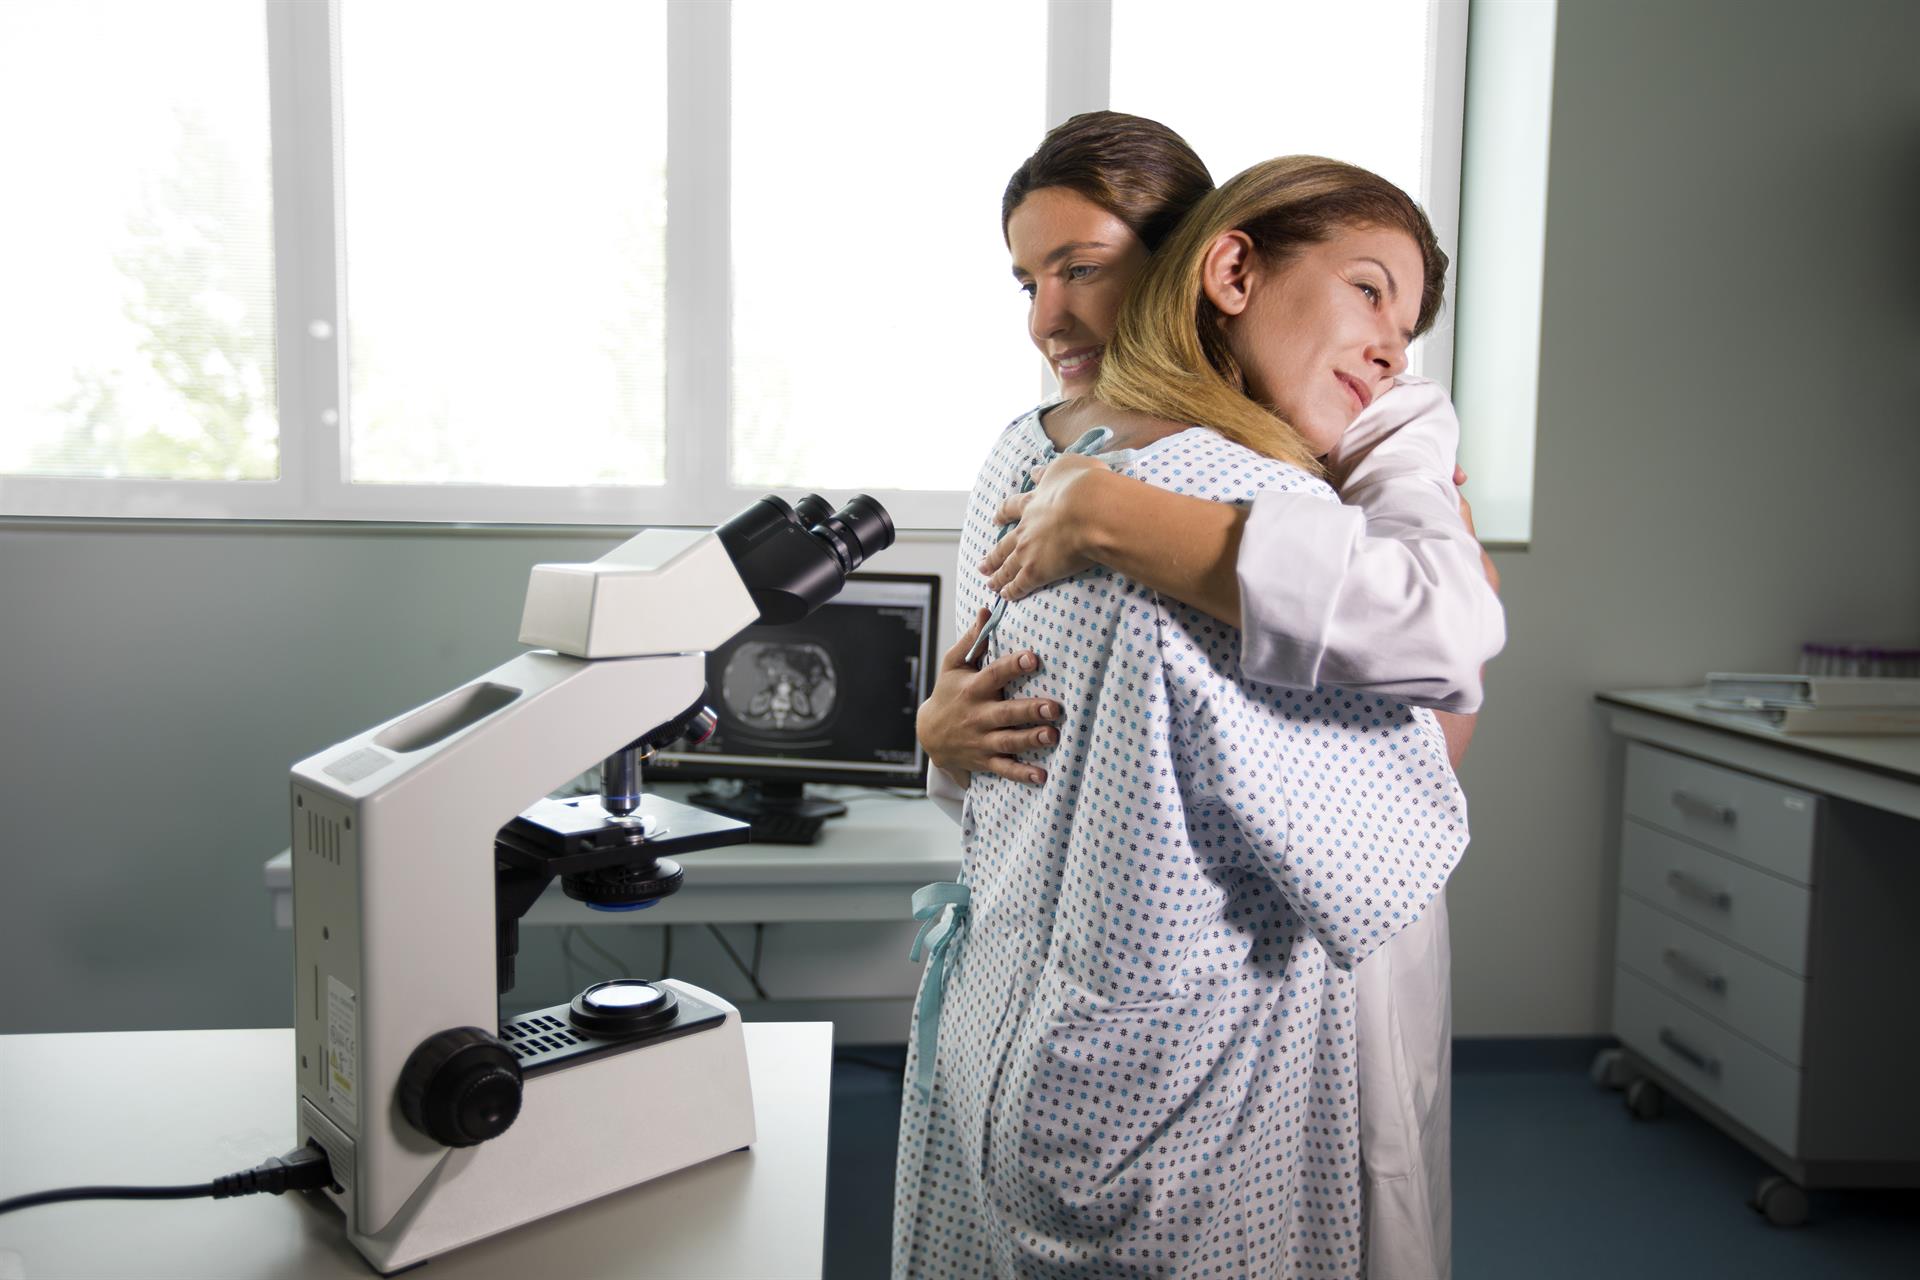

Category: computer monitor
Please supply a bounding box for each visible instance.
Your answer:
[646,571,939,841]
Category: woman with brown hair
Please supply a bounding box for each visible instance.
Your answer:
[918,113,1500,800]
[901,116,1500,1278]
[893,151,1486,1279]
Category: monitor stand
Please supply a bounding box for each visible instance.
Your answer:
[686,780,848,846]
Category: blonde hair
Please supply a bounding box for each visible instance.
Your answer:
[1096,155,1449,471]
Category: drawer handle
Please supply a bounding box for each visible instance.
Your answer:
[1671,790,1735,824]
[1660,947,1729,995]
[1666,869,1733,911]
[1658,1026,1723,1078]
[1666,786,1743,825]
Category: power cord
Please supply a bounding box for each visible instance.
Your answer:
[0,1143,334,1216]
[705,924,771,1001]
[570,925,632,980]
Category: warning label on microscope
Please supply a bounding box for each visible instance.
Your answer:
[327,976,359,1124]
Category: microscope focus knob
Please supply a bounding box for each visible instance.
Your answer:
[398,1027,523,1149]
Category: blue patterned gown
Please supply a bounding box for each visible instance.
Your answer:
[892,410,1469,1278]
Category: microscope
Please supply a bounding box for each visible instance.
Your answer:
[288,493,893,1273]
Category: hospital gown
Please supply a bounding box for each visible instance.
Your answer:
[893,413,1470,1278]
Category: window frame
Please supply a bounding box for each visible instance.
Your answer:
[1451,0,1554,547]
[1,0,1479,531]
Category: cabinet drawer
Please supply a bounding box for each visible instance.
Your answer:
[1619,821,1813,975]
[1614,895,1807,1065]
[1624,743,1817,884]
[1614,966,1802,1156]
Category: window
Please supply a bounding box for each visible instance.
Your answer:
[2,0,1479,528]
[0,1,277,487]
[340,1,669,490]
[1112,0,1463,383]
[1452,0,1554,545]
[729,1,1045,496]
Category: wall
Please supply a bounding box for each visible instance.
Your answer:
[0,524,956,1034]
[4,0,1919,1038]
[1447,0,1920,1033]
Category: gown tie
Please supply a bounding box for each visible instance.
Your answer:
[907,880,971,1097]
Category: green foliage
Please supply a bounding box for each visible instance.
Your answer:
[32,105,278,481]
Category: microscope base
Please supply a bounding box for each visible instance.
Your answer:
[334,981,755,1274]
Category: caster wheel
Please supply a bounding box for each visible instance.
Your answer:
[1589,1047,1630,1091]
[1751,1175,1809,1227]
[1625,1077,1665,1120]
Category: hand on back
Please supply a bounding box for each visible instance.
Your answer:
[916,608,1059,787]
[980,452,1110,601]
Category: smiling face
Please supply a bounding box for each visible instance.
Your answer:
[1215,224,1424,455]
[1006,186,1151,398]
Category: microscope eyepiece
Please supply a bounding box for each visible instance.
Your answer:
[793,493,835,530]
[805,493,894,574]
[715,492,896,624]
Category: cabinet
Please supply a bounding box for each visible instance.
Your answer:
[1597,691,1920,1226]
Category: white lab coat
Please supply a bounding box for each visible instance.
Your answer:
[927,375,1503,1279]
[1239,376,1498,1280]
[1240,375,1503,716]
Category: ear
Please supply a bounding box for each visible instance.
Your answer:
[1200,230,1258,317]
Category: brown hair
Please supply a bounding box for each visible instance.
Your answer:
[1097,155,1450,470]
[1001,111,1214,253]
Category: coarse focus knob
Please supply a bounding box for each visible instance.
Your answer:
[397,1027,523,1148]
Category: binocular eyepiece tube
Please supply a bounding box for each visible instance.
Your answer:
[716,493,895,626]
[792,493,893,576]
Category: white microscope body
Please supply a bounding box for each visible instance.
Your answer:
[288,495,892,1273]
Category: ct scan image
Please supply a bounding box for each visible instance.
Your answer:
[719,640,839,737]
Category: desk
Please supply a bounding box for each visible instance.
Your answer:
[0,1023,830,1279]
[264,786,961,928]
[1598,689,1920,819]
[264,786,960,1044]
[1595,689,1920,1224]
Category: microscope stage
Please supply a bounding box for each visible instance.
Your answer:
[496,793,750,875]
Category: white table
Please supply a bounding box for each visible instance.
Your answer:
[0,1023,831,1278]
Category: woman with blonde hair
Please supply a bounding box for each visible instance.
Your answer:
[907,117,1500,1278]
[919,116,1499,795]
[894,154,1476,1279]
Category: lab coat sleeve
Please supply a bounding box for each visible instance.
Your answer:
[925,762,965,826]
[1236,380,1505,713]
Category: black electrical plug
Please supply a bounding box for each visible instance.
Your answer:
[0,1143,335,1216]
[211,1143,335,1198]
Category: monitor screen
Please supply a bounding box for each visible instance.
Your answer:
[647,572,938,789]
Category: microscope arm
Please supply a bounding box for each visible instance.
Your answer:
[518,493,894,659]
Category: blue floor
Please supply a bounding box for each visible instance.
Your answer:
[827,1043,1920,1278]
